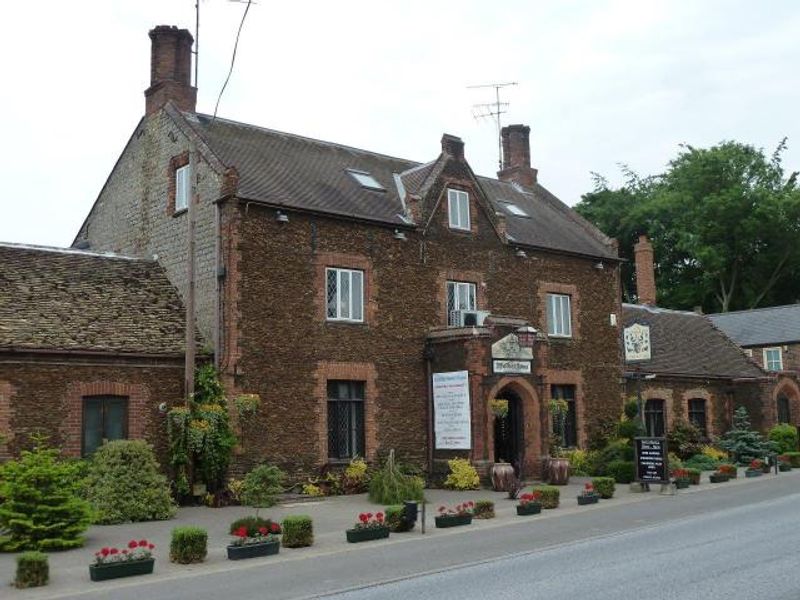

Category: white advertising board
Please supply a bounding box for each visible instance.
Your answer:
[432,370,472,449]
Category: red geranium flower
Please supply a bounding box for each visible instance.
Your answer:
[122,549,128,554]
[148,544,155,550]
[110,548,119,555]
[128,540,138,549]
[366,512,373,519]
[270,523,280,533]
[376,512,384,522]
[138,539,148,547]
[258,527,268,535]
[235,526,248,538]
[101,547,110,556]
[359,513,369,523]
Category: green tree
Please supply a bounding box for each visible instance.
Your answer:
[717,407,775,464]
[0,438,92,551]
[576,140,800,312]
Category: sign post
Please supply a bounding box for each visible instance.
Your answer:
[634,437,669,485]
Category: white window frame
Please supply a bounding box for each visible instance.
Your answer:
[326,268,364,322]
[763,347,783,371]
[546,293,572,337]
[175,164,190,212]
[447,281,477,326]
[447,189,470,231]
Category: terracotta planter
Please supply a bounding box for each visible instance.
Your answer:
[516,503,542,516]
[435,514,472,528]
[491,462,516,492]
[89,559,154,582]
[346,526,390,543]
[577,494,599,505]
[226,540,280,560]
[548,457,570,486]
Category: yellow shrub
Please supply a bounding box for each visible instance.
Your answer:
[344,457,368,480]
[564,449,595,476]
[701,445,727,461]
[444,458,480,490]
[302,483,324,497]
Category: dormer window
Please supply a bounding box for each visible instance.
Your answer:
[347,170,385,191]
[448,189,470,231]
[175,164,190,212]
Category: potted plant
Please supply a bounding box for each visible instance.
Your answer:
[435,502,474,528]
[516,491,542,516]
[346,512,390,543]
[745,459,764,478]
[686,468,701,485]
[718,463,738,479]
[577,482,599,505]
[547,399,570,485]
[89,539,155,581]
[709,471,729,483]
[778,454,792,472]
[672,468,690,489]
[227,523,281,560]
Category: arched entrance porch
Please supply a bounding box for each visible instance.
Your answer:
[486,377,541,479]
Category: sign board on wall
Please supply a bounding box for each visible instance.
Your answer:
[493,360,532,374]
[432,370,472,449]
[634,437,668,483]
[624,323,652,362]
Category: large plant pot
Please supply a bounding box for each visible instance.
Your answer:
[491,462,516,492]
[761,463,772,474]
[687,472,701,485]
[516,503,542,516]
[675,478,690,489]
[779,463,791,472]
[577,494,599,505]
[709,473,729,483]
[226,540,280,560]
[89,559,155,582]
[346,526,390,543]
[435,514,472,528]
[548,457,570,486]
[744,469,762,478]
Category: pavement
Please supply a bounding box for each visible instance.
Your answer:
[2,467,795,598]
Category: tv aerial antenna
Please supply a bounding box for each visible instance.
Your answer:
[193,0,258,90]
[468,81,518,169]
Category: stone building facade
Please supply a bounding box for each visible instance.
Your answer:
[70,25,625,477]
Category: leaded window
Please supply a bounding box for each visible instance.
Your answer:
[83,395,128,456]
[551,385,578,448]
[447,281,476,326]
[327,381,365,460]
[326,268,364,322]
[777,395,791,424]
[688,398,707,437]
[645,398,665,438]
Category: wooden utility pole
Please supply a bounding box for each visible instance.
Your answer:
[185,144,198,399]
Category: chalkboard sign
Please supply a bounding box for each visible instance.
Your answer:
[634,437,668,483]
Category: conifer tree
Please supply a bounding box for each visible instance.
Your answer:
[718,407,776,464]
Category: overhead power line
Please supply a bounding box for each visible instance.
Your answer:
[212,0,254,122]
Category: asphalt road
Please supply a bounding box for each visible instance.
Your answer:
[47,473,800,600]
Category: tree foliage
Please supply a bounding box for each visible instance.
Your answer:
[576,140,800,312]
[717,407,775,463]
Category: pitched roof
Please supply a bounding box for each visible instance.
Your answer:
[0,243,189,355]
[185,113,617,260]
[708,305,800,346]
[622,304,763,379]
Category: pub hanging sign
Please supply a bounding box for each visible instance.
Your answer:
[624,323,651,362]
[634,437,669,484]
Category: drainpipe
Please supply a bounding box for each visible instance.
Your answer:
[184,143,197,399]
[424,343,435,475]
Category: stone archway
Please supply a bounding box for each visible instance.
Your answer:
[772,377,800,428]
[486,377,541,478]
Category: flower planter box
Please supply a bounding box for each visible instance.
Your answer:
[435,514,472,528]
[577,494,599,505]
[744,469,762,478]
[762,463,772,474]
[89,559,154,582]
[346,526,390,543]
[675,478,690,489]
[516,503,542,516]
[709,473,729,483]
[779,463,791,472]
[688,473,701,486]
[226,540,280,560]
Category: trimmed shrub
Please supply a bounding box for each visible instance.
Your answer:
[617,419,644,441]
[564,449,595,476]
[170,526,207,564]
[684,453,720,471]
[623,400,639,420]
[229,516,281,536]
[443,458,480,490]
[240,464,285,516]
[591,439,635,475]
[385,505,413,532]
[769,424,799,454]
[368,450,424,505]
[530,485,560,509]
[606,460,635,484]
[473,500,495,519]
[15,551,48,589]
[591,477,615,499]
[84,440,176,525]
[667,420,704,460]
[282,515,313,548]
[0,440,91,551]
[783,451,800,468]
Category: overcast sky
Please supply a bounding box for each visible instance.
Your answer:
[1,0,798,247]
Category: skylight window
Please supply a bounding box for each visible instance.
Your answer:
[500,201,528,217]
[347,170,385,191]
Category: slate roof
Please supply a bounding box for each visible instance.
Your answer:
[622,304,763,379]
[0,243,189,355]
[709,305,800,347]
[186,113,617,260]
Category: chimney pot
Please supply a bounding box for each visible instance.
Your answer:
[634,234,657,305]
[441,134,465,161]
[144,25,197,116]
[497,124,537,187]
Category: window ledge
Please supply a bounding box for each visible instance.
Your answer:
[325,320,368,327]
[172,208,188,218]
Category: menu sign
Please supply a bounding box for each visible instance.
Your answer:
[432,371,472,449]
[634,437,668,483]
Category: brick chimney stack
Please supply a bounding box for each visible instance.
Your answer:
[441,134,465,161]
[634,234,657,305]
[497,125,538,188]
[144,26,197,116]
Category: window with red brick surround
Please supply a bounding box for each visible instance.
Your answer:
[538,282,580,340]
[313,253,376,325]
[437,269,486,326]
[167,152,189,216]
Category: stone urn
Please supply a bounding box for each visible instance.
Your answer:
[548,457,570,485]
[491,462,516,491]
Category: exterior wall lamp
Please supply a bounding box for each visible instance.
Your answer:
[276,210,289,223]
[516,326,537,348]
[393,229,407,241]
